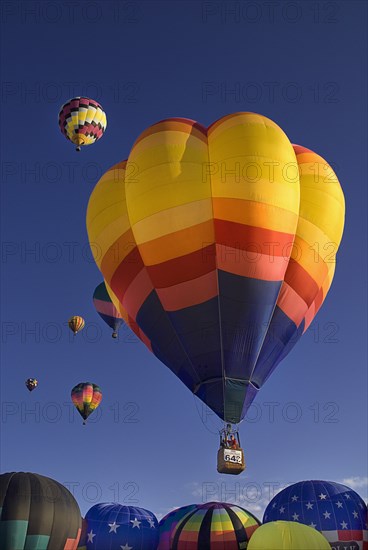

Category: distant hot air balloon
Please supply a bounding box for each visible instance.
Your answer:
[93,282,124,338]
[248,521,331,550]
[68,315,85,335]
[25,378,38,392]
[0,472,81,549]
[58,97,107,152]
[263,480,368,549]
[170,502,260,549]
[158,504,197,550]
[86,113,345,441]
[71,382,102,425]
[83,503,159,549]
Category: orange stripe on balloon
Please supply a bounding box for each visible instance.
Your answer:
[277,282,308,327]
[216,244,287,281]
[156,270,218,311]
[137,219,215,265]
[212,197,298,231]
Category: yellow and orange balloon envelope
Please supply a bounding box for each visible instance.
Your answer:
[247,520,331,549]
[68,315,85,335]
[86,112,345,424]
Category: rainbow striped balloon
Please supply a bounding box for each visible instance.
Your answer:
[71,382,102,424]
[170,502,260,549]
[59,97,107,152]
[86,113,345,424]
[158,505,197,549]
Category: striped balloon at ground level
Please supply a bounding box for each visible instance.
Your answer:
[170,502,260,549]
[0,472,81,549]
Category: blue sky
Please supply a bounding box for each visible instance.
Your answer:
[1,0,367,520]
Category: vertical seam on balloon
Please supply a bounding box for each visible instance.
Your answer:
[206,126,227,425]
[245,128,299,398]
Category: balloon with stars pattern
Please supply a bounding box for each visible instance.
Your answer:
[263,480,368,550]
[158,504,197,549]
[83,503,159,550]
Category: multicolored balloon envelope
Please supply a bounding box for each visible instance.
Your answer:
[247,521,330,549]
[0,472,81,549]
[68,316,85,335]
[263,480,368,550]
[86,113,345,425]
[83,503,159,549]
[71,382,102,424]
[93,282,124,338]
[170,502,260,549]
[59,97,107,152]
[158,504,197,550]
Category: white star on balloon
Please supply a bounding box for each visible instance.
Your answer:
[291,495,298,502]
[341,521,348,529]
[121,544,133,550]
[272,502,277,508]
[323,511,331,519]
[130,518,141,529]
[87,530,96,542]
[344,494,351,499]
[108,521,120,533]
[292,513,299,521]
[319,493,327,500]
[310,522,317,529]
[306,502,314,510]
[147,518,155,528]
[279,507,285,514]
[336,501,343,508]
[353,511,359,518]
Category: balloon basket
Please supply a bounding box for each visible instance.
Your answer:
[217,447,245,475]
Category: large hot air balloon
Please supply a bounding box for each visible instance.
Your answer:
[83,503,159,549]
[170,502,260,549]
[71,382,102,425]
[86,113,345,429]
[93,282,124,338]
[25,378,38,392]
[248,521,330,549]
[0,472,81,549]
[58,97,107,152]
[68,315,85,335]
[263,480,368,549]
[158,504,197,550]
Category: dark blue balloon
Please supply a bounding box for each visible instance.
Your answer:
[84,503,159,550]
[263,480,367,549]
